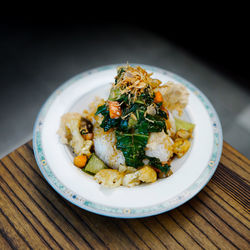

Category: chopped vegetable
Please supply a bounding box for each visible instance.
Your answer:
[128,114,137,129]
[74,155,87,168]
[175,117,195,131]
[173,138,191,158]
[138,166,157,183]
[95,104,121,131]
[108,87,121,101]
[154,91,163,103]
[108,101,122,119]
[122,172,140,187]
[94,169,124,187]
[85,153,108,174]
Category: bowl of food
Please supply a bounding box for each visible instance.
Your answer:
[33,64,223,218]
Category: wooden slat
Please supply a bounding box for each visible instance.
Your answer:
[204,185,250,227]
[0,175,61,250]
[156,213,203,249]
[223,141,250,170]
[125,219,170,249]
[0,182,50,249]
[68,205,138,249]
[0,209,30,250]
[220,154,250,183]
[0,232,12,250]
[168,209,218,249]
[189,197,247,249]
[196,192,249,248]
[114,220,151,249]
[200,188,249,239]
[0,140,249,249]
[142,217,184,249]
[178,203,238,250]
[211,164,249,211]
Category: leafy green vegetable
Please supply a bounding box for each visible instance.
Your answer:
[134,99,144,105]
[116,131,148,167]
[158,109,168,119]
[145,156,171,173]
[119,119,129,132]
[108,87,121,101]
[115,67,125,84]
[117,93,129,103]
[135,114,166,134]
[140,88,154,105]
[95,104,108,115]
[101,116,121,132]
[115,131,171,171]
[128,114,137,129]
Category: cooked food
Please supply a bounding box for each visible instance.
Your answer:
[145,131,174,162]
[58,65,195,188]
[57,113,93,156]
[94,169,124,188]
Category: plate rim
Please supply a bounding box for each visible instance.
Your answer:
[33,64,223,218]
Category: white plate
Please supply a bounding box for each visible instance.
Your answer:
[33,64,223,218]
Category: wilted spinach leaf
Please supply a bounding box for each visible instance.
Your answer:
[100,116,121,132]
[119,119,129,132]
[145,156,171,173]
[95,104,108,115]
[140,88,154,105]
[116,131,148,167]
[135,114,166,134]
[158,109,168,119]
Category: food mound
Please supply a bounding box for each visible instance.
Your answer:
[58,65,195,188]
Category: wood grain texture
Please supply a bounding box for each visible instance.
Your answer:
[0,141,249,249]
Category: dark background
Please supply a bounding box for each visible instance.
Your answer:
[1,11,249,87]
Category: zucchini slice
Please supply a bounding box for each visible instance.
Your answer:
[175,117,195,131]
[85,153,108,174]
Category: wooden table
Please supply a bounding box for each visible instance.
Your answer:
[0,141,249,249]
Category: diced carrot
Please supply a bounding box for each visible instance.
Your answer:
[74,155,87,168]
[83,133,93,140]
[108,101,122,119]
[154,91,163,103]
